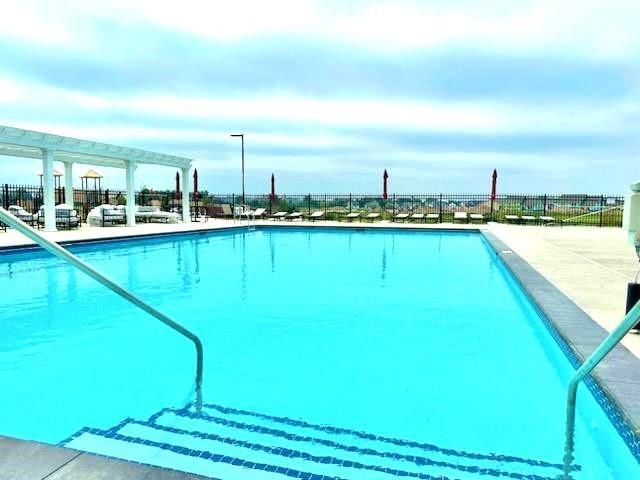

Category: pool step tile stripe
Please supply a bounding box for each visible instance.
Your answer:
[62,403,578,480]
[153,410,555,480]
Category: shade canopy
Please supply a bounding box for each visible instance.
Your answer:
[37,169,63,177]
[81,169,103,179]
[0,124,192,170]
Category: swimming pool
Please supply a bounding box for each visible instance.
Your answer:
[0,227,638,479]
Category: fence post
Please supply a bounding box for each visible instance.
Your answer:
[439,194,443,223]
[308,194,311,215]
[2,184,8,209]
[393,194,396,216]
[349,194,352,213]
[232,193,235,217]
[599,195,604,227]
[543,195,547,216]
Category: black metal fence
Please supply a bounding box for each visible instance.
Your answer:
[0,183,625,227]
[205,193,624,227]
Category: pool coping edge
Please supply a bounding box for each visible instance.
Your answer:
[480,230,640,460]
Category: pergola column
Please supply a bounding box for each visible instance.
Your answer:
[41,148,56,232]
[181,166,190,223]
[126,161,136,226]
[63,161,73,206]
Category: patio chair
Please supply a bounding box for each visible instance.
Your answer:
[504,214,520,224]
[309,211,325,221]
[453,212,468,223]
[521,215,537,225]
[345,212,360,222]
[410,213,425,222]
[241,207,267,220]
[539,215,555,225]
[271,211,288,220]
[365,212,380,222]
[426,213,440,223]
[470,213,484,223]
[8,205,36,225]
[393,213,409,222]
[286,212,302,220]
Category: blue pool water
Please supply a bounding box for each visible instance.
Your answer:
[0,227,638,479]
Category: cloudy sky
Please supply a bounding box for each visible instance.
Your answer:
[0,0,638,193]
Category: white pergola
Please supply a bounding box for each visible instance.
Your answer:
[0,125,194,231]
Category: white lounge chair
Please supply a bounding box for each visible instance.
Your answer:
[8,205,36,224]
[241,207,267,219]
[309,211,325,221]
[365,213,380,222]
[521,215,537,224]
[454,212,468,223]
[410,213,425,222]
[394,213,409,222]
[539,215,555,224]
[426,213,439,222]
[345,212,360,222]
[470,213,484,223]
[40,204,80,229]
[271,211,288,220]
[286,212,302,220]
[504,214,520,224]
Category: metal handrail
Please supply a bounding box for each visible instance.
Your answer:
[0,208,203,400]
[562,299,640,478]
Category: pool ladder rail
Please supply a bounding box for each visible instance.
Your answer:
[562,288,640,478]
[0,207,204,407]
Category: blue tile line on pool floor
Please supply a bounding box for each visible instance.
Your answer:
[190,402,572,471]
[60,403,579,480]
[139,417,560,480]
[480,231,640,464]
[74,426,454,480]
[161,407,569,478]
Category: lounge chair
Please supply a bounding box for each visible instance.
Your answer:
[150,210,181,223]
[309,211,325,221]
[539,215,555,225]
[410,213,425,222]
[271,211,288,220]
[39,204,80,229]
[470,213,484,223]
[504,214,520,224]
[345,212,360,222]
[240,207,267,219]
[453,212,468,223]
[426,213,439,222]
[286,212,302,220]
[393,213,409,222]
[365,212,380,222]
[521,215,537,224]
[8,205,36,225]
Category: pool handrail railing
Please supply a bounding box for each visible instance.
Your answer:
[0,208,204,397]
[562,298,640,478]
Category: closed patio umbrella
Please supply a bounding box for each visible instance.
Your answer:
[270,173,275,200]
[175,171,181,200]
[491,169,498,200]
[383,169,389,200]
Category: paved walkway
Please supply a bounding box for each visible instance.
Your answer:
[489,224,640,358]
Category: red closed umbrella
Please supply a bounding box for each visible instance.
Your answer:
[175,171,181,200]
[490,169,498,200]
[193,168,199,200]
[383,169,389,200]
[270,173,275,200]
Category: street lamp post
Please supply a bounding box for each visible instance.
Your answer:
[230,134,245,205]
